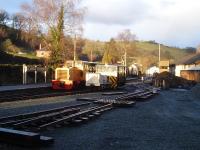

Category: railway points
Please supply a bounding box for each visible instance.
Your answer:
[0,77,158,148]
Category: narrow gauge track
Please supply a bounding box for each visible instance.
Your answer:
[0,87,106,103]
[0,102,113,132]
[0,89,156,132]
[0,87,158,147]
[0,80,146,103]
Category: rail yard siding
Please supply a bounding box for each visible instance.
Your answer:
[1,85,200,149]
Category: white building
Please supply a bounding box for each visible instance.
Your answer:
[175,53,200,77]
[146,66,159,76]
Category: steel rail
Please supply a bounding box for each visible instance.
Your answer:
[0,102,91,122]
[39,104,113,131]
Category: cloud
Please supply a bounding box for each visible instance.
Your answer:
[84,0,150,25]
[132,0,200,47]
[83,0,200,47]
[2,0,199,47]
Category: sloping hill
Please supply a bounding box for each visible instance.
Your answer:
[0,24,194,67]
[133,41,193,70]
[136,41,189,60]
[0,24,42,65]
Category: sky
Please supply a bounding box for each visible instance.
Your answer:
[0,0,200,48]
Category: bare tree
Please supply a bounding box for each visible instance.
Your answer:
[116,29,136,66]
[11,13,26,30]
[117,29,136,44]
[21,0,84,37]
[21,0,85,67]
[0,9,9,25]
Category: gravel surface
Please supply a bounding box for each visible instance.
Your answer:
[190,83,200,99]
[1,85,200,150]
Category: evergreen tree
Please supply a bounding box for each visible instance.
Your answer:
[49,5,65,68]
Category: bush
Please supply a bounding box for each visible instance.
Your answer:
[1,38,20,53]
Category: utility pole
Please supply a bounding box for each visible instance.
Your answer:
[158,43,161,73]
[90,48,93,62]
[159,43,161,62]
[122,43,127,67]
[124,49,127,67]
[73,34,77,67]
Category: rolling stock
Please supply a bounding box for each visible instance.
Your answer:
[52,61,126,90]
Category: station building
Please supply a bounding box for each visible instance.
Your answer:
[175,53,200,82]
[36,49,51,58]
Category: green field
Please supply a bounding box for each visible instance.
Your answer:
[133,41,192,70]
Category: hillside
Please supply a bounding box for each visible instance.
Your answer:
[136,41,190,60]
[0,24,43,65]
[132,41,194,70]
[0,24,194,67]
[82,39,194,70]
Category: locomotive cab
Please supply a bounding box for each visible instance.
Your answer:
[52,68,73,90]
[52,67,86,90]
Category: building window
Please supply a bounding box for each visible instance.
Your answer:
[160,66,168,69]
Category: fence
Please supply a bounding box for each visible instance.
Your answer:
[0,64,53,85]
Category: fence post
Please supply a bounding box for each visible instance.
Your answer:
[23,64,24,84]
[35,66,37,84]
[44,66,47,83]
[23,64,27,85]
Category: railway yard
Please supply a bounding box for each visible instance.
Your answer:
[1,0,200,149]
[0,81,200,150]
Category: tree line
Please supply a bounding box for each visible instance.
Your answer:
[1,0,198,72]
[0,0,137,68]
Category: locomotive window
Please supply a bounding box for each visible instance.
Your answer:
[56,70,69,80]
[160,66,168,69]
[96,65,117,76]
[88,66,96,73]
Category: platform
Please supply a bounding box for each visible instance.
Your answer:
[0,127,54,146]
[0,83,51,92]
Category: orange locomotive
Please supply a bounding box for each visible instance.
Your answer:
[52,67,85,90]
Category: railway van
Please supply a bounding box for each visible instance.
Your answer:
[95,64,126,89]
[84,62,107,88]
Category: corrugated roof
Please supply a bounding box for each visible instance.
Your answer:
[184,66,200,71]
[176,53,200,65]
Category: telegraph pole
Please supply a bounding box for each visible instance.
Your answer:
[159,43,161,62]
[158,43,161,73]
[124,49,127,67]
[73,34,77,67]
[90,48,93,62]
